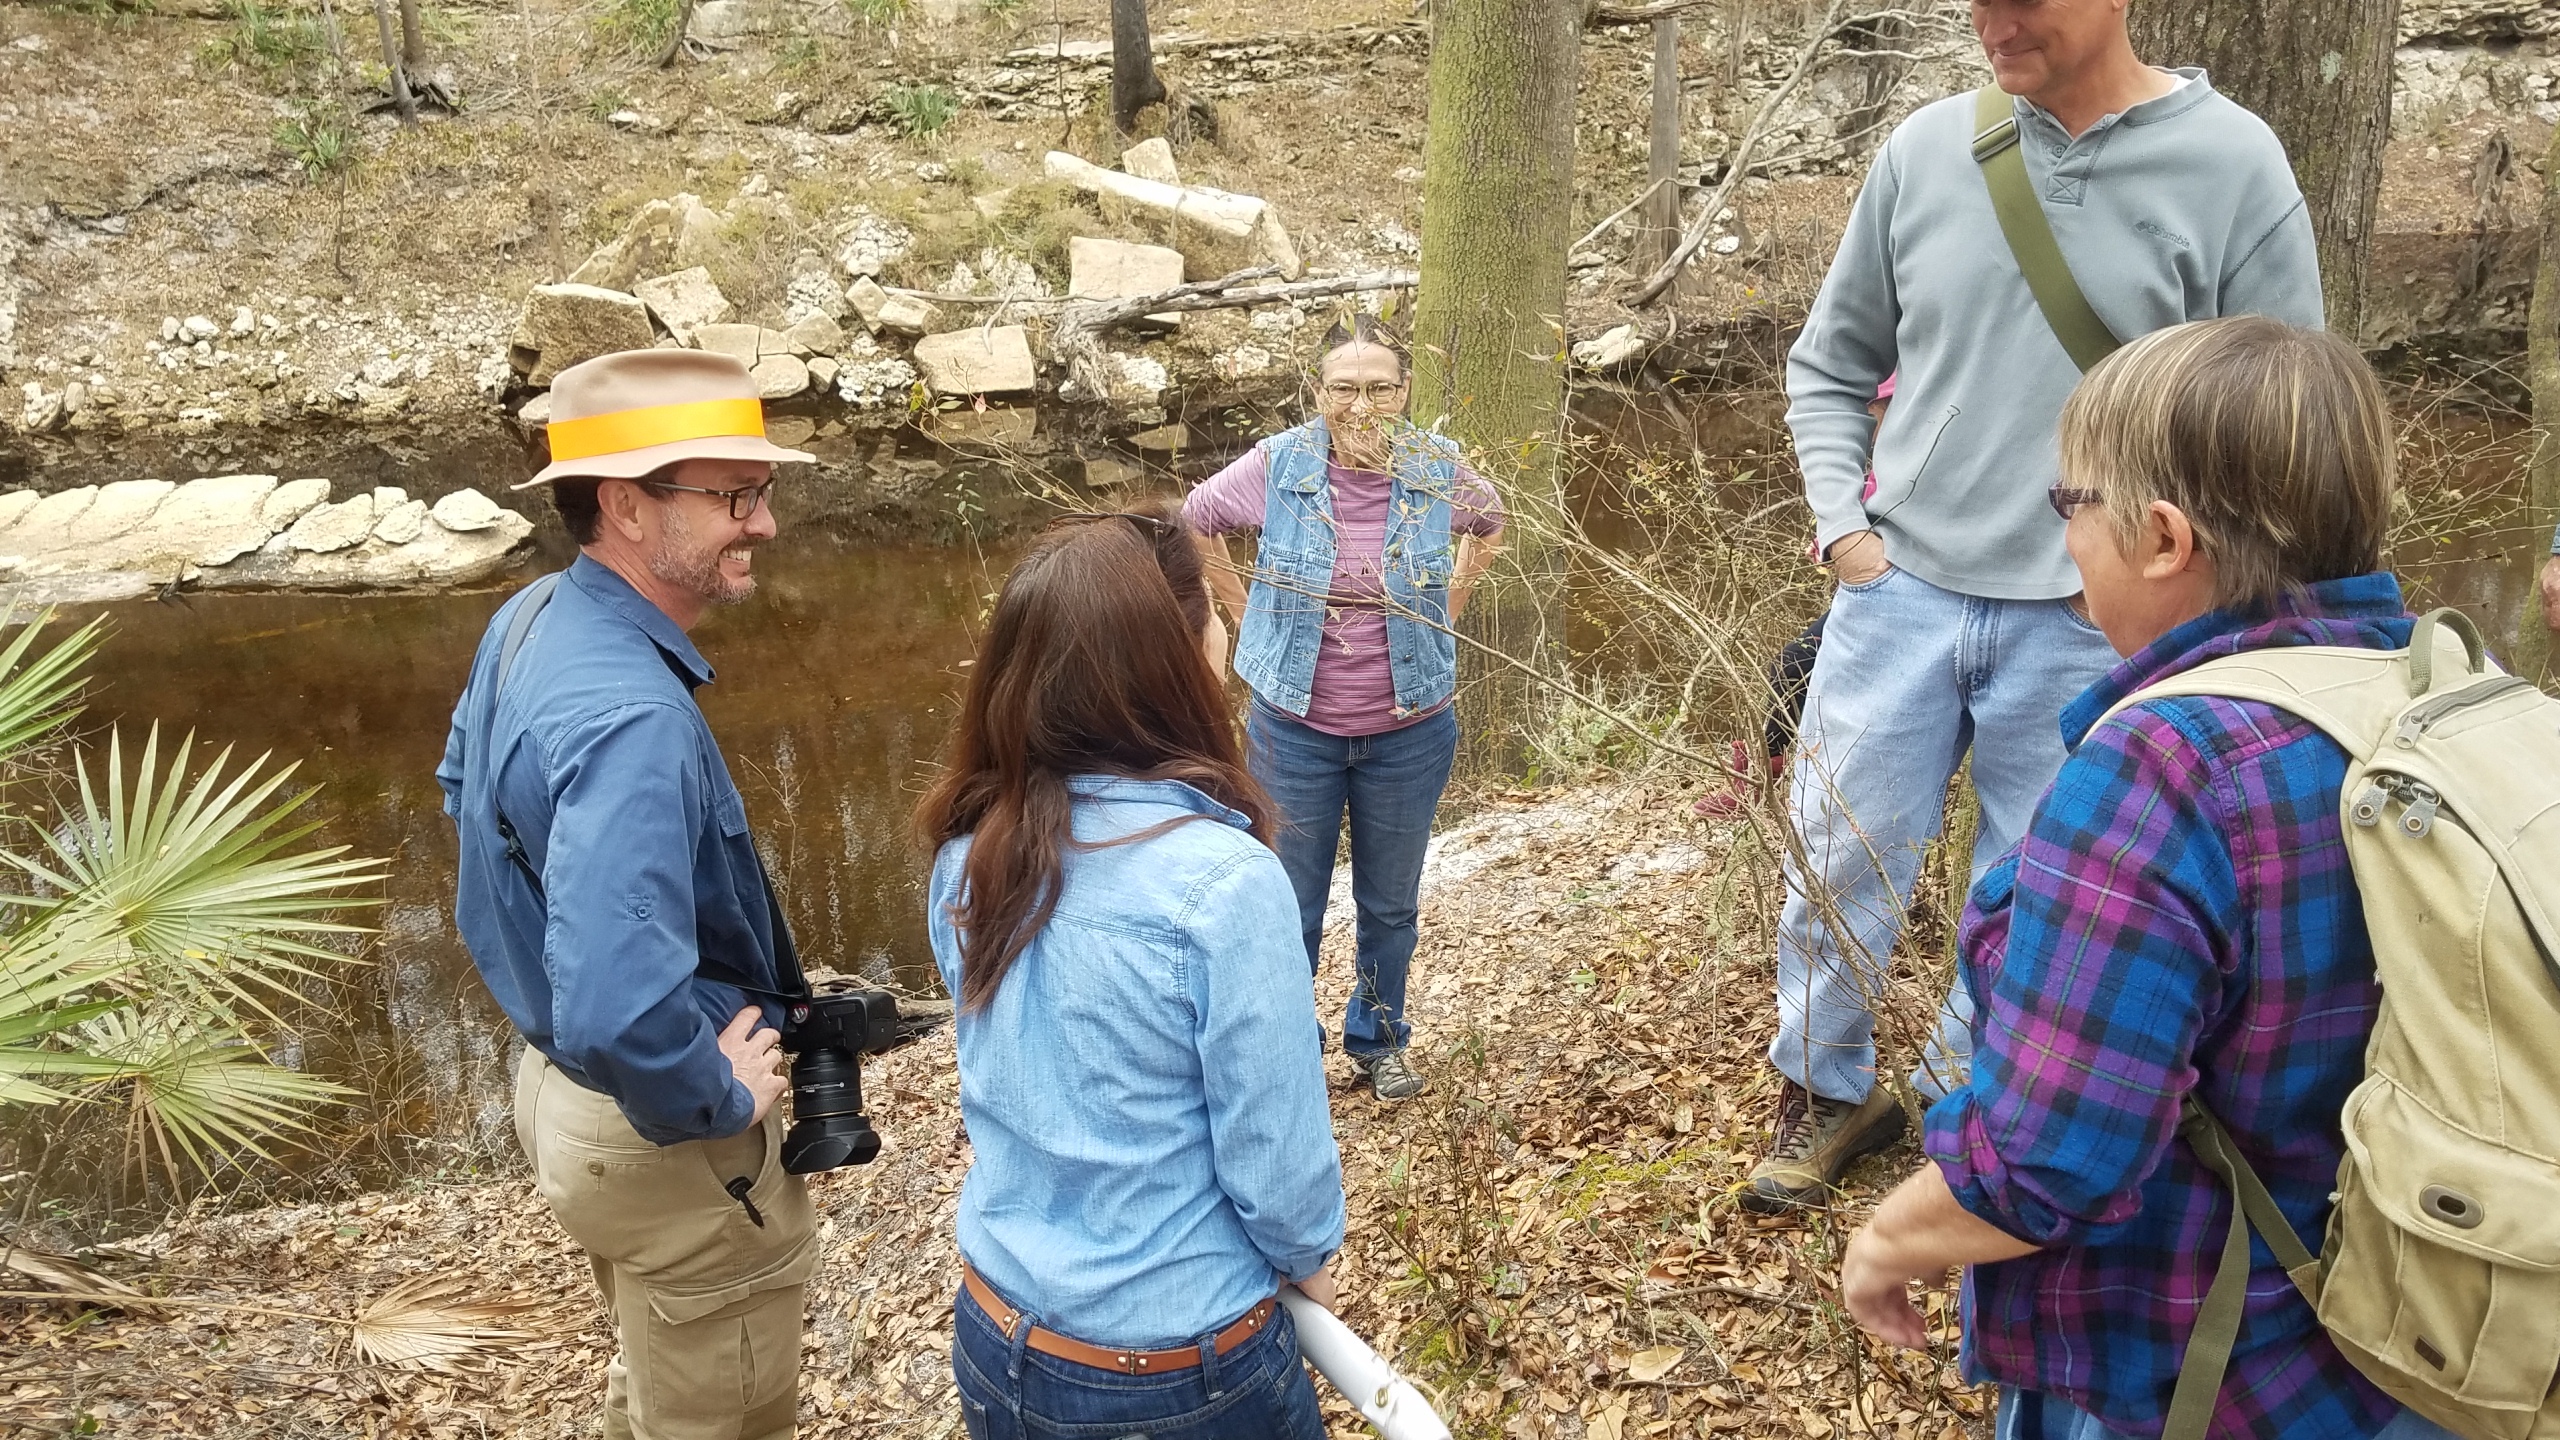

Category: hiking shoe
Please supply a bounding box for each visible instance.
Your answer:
[1739,1079,1907,1214]
[1358,1050,1426,1102]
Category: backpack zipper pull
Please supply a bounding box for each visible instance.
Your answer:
[2351,782,2389,827]
[2399,783,2440,838]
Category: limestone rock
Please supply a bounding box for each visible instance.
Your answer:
[260,478,332,530]
[1043,152,1305,279]
[835,210,914,278]
[749,354,811,400]
[0,490,43,534]
[125,473,280,568]
[784,313,845,356]
[431,488,509,533]
[371,499,429,546]
[912,325,1038,396]
[517,394,555,428]
[17,487,98,540]
[849,277,940,338]
[565,194,720,294]
[371,486,409,512]
[806,355,841,389]
[68,480,174,543]
[1120,137,1179,184]
[1068,236,1185,327]
[203,510,537,593]
[520,284,655,387]
[1572,323,1646,371]
[288,496,377,554]
[693,323,764,366]
[633,267,733,339]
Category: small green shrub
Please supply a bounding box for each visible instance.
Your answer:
[595,0,681,57]
[980,0,1028,20]
[883,81,957,138]
[274,101,356,182]
[197,0,328,76]
[847,0,908,24]
[776,34,822,72]
[585,85,633,122]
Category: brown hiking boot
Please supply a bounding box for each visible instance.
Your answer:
[1739,1079,1908,1214]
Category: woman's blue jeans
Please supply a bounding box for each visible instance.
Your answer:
[952,1285,1325,1440]
[1996,1387,2461,1440]
[1246,702,1459,1060]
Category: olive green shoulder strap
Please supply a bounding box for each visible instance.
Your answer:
[1970,85,2121,373]
[2163,1097,2326,1440]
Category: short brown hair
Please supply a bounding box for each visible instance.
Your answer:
[2059,316,2395,613]
[547,463,681,546]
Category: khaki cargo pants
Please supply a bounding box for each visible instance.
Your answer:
[515,1047,818,1440]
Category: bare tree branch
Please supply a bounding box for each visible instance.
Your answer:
[1048,266,1416,397]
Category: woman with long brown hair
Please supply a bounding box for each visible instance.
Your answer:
[915,503,1343,1440]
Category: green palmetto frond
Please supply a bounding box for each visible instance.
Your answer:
[0,908,148,1105]
[77,1008,351,1179]
[0,609,104,766]
[4,726,386,1032]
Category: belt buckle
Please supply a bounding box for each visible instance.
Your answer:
[1115,1352,1148,1374]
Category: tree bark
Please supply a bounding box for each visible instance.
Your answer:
[2126,0,2399,337]
[1645,15,1682,274]
[2518,124,2560,682]
[656,0,694,66]
[1413,0,1582,768]
[1111,0,1168,135]
[397,0,423,69]
[370,0,417,125]
[1413,0,1581,457]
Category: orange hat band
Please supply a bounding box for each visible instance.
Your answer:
[546,397,767,462]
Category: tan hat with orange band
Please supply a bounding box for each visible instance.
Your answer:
[516,348,815,489]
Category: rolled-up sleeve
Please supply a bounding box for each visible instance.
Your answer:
[1185,850,1346,1280]
[540,701,754,1144]
[1924,713,2239,1245]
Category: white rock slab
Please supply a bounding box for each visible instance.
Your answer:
[693,323,763,365]
[633,266,733,338]
[1120,137,1179,185]
[1069,235,1185,327]
[260,478,332,530]
[749,354,811,399]
[288,496,378,553]
[912,325,1038,396]
[430,488,508,533]
[371,499,429,545]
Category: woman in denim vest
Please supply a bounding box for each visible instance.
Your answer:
[1185,316,1506,1101]
[917,504,1344,1440]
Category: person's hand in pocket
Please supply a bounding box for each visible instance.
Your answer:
[1827,530,1891,587]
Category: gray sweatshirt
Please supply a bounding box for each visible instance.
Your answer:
[1785,72,2324,600]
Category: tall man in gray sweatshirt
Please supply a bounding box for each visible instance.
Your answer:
[1746,0,2326,1212]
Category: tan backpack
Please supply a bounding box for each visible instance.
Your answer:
[2097,610,2560,1440]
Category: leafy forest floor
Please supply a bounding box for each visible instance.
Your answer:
[0,779,1984,1440]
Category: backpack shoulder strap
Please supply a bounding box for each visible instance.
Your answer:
[2164,1097,2326,1440]
[1970,85,2121,373]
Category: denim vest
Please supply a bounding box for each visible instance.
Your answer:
[1231,419,1463,719]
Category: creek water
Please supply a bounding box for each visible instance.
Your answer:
[10,391,2551,1216]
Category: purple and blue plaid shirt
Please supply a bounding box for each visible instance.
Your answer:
[1924,573,2415,1440]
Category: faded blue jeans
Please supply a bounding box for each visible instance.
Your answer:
[953,1283,1325,1440]
[1996,1387,2462,1440]
[1246,702,1459,1060]
[1770,563,2118,1103]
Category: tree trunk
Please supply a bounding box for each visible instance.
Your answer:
[2126,0,2399,337]
[397,0,424,69]
[2519,124,2560,682]
[657,0,694,67]
[1645,15,1682,274]
[370,0,417,125]
[1111,0,1168,135]
[1413,0,1582,769]
[1413,0,1581,457]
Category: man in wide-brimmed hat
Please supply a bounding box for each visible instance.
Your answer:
[437,349,818,1440]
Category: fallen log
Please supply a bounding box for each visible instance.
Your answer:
[1048,266,1418,400]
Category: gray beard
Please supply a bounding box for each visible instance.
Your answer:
[649,503,754,607]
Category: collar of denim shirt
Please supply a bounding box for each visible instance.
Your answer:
[1064,774,1255,831]
[565,552,716,689]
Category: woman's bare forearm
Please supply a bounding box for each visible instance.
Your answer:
[1450,530,1503,620]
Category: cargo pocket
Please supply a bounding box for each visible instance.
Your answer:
[645,1105,818,1326]
[2321,1078,2560,1433]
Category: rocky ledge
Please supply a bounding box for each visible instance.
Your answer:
[0,473,534,605]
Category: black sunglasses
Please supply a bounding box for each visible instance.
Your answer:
[2047,484,2103,520]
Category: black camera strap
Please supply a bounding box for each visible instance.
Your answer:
[481,571,807,1008]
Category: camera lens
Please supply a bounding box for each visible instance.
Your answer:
[779,1045,880,1174]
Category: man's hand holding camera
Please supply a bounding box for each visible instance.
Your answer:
[719,1007,789,1126]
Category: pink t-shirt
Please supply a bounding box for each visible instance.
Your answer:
[1185,447,1504,737]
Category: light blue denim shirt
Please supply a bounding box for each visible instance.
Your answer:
[929,776,1346,1348]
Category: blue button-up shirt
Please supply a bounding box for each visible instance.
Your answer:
[929,777,1345,1347]
[438,556,795,1144]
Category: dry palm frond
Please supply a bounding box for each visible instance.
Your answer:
[351,1273,553,1370]
[2,1243,142,1297]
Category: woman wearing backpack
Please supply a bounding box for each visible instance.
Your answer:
[1838,317,2457,1440]
[917,504,1342,1440]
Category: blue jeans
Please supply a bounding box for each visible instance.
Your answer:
[1996,1387,2462,1440]
[952,1284,1325,1440]
[1770,564,2119,1103]
[1246,702,1459,1060]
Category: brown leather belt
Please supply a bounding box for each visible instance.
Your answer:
[960,1264,1278,1375]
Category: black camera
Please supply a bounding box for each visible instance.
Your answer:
[777,987,903,1174]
